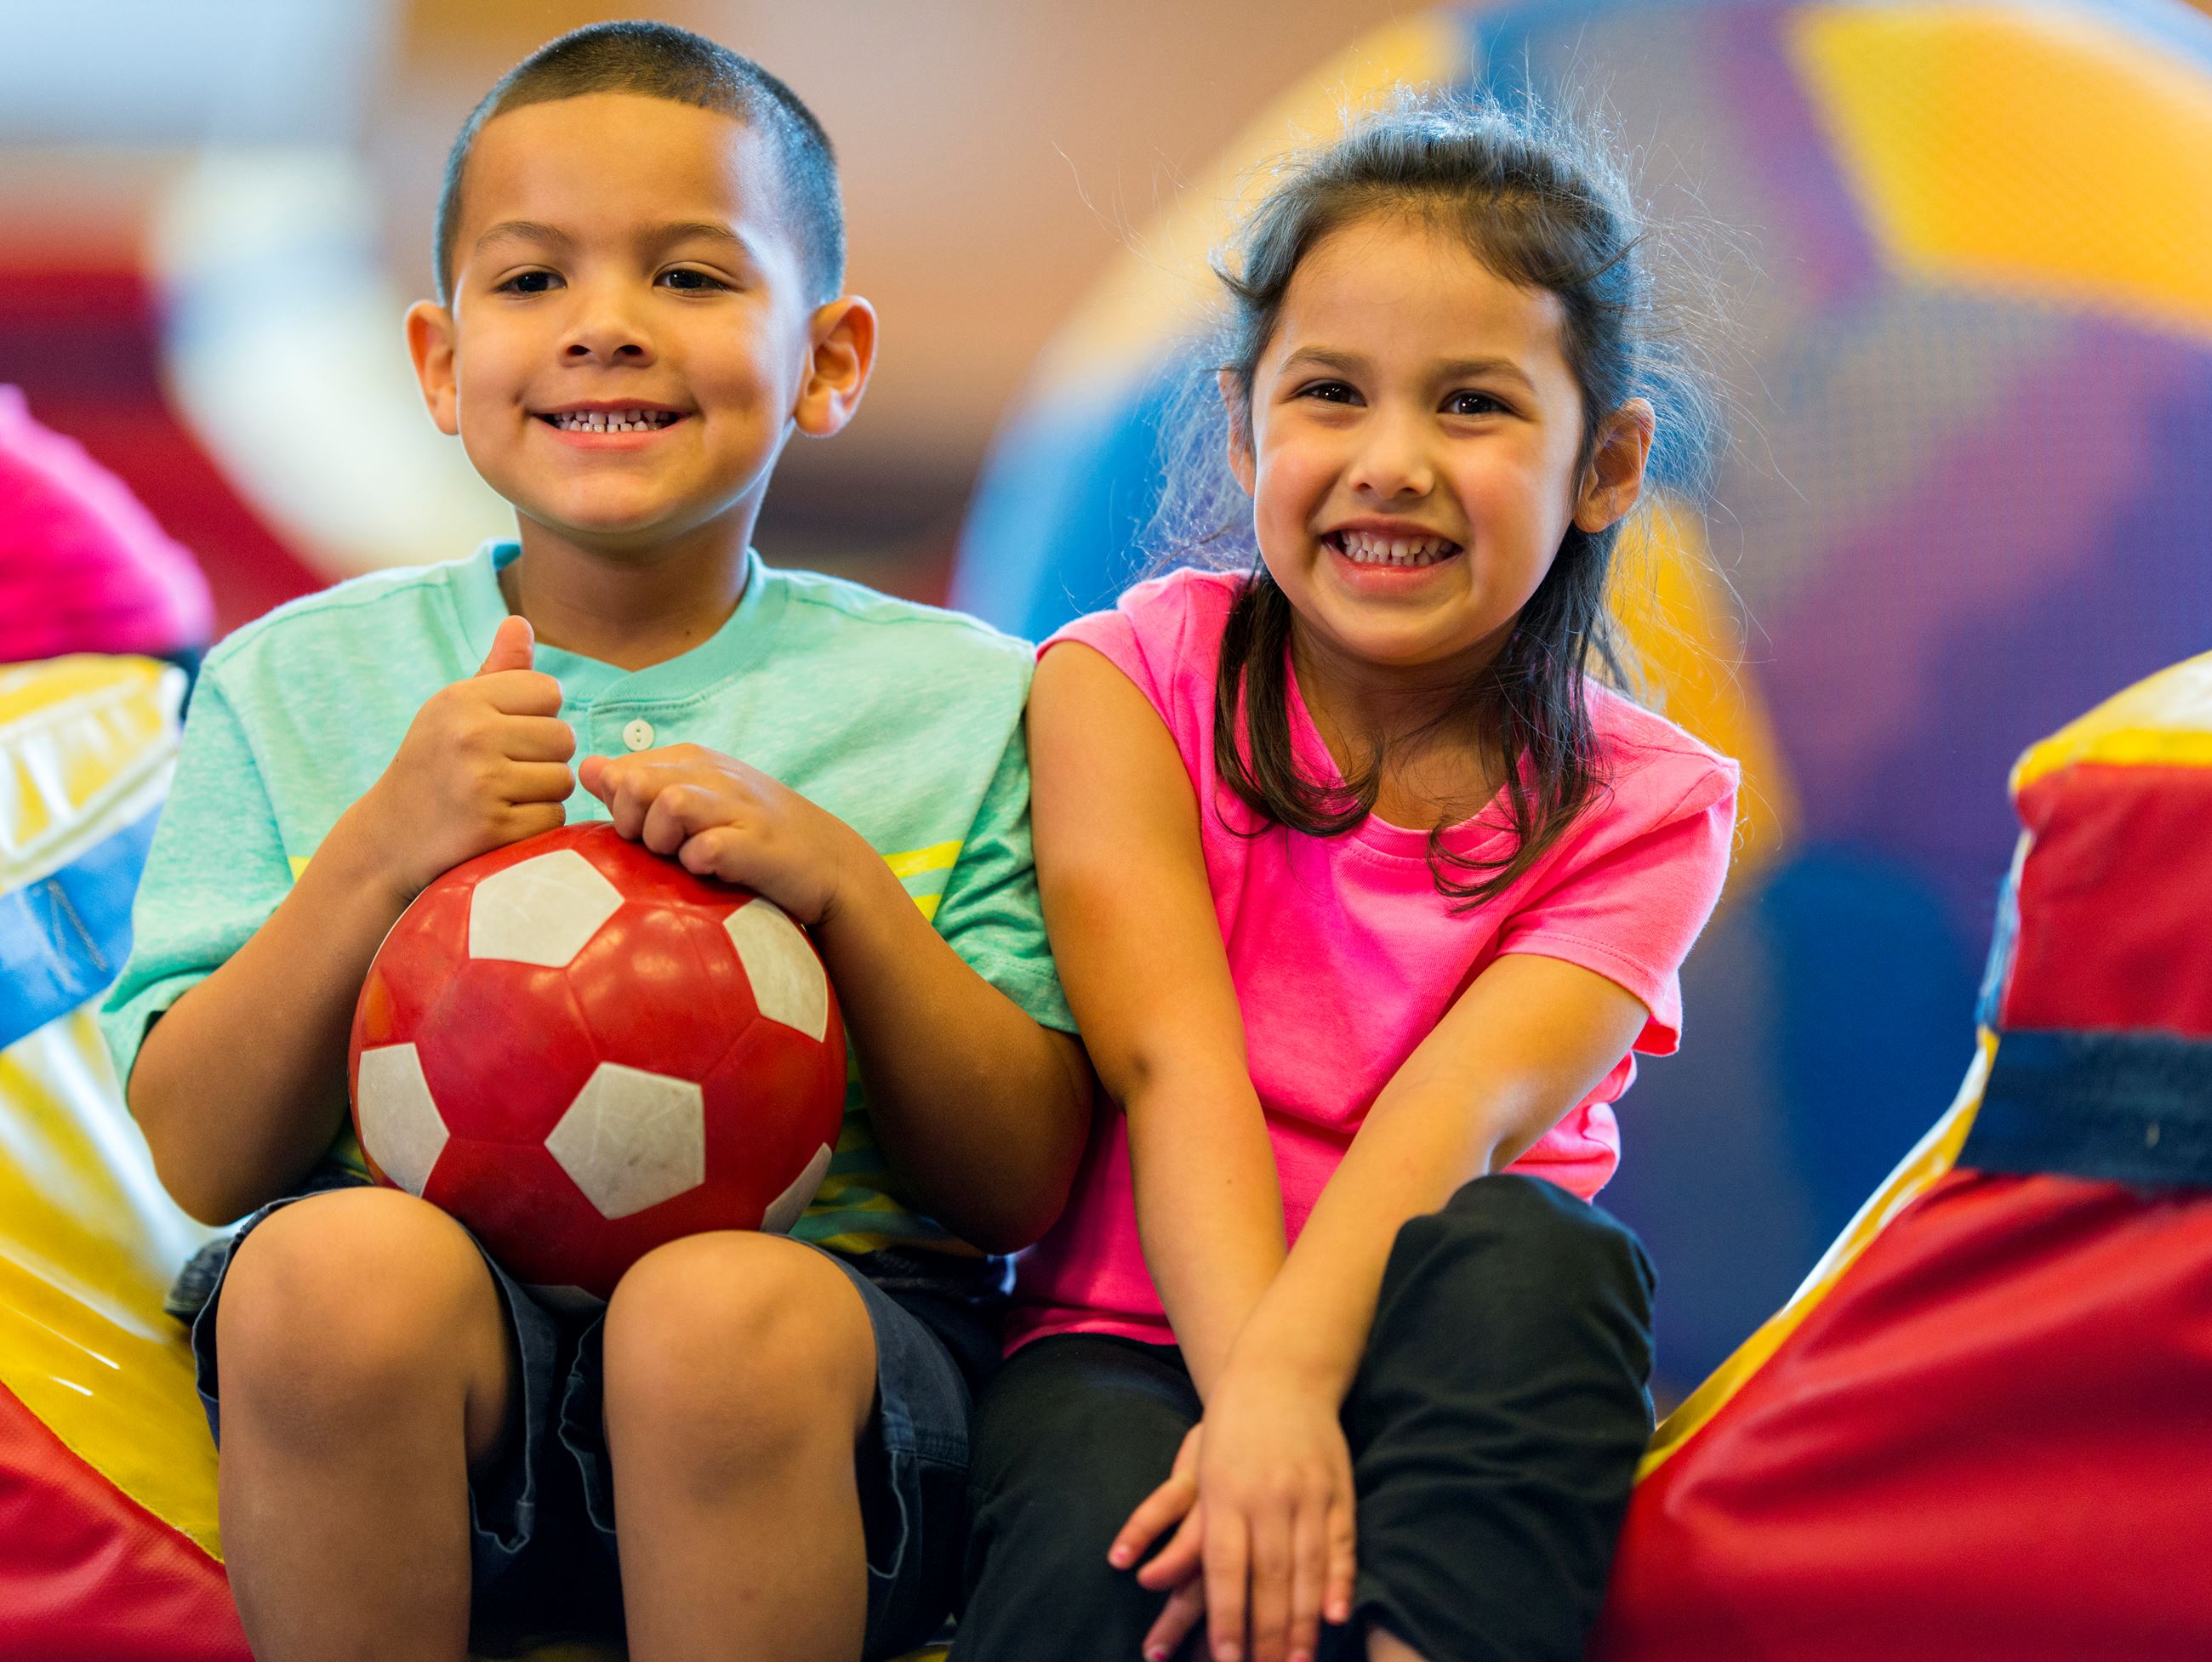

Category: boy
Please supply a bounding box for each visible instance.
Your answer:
[101,22,1090,1662]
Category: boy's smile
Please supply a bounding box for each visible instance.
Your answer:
[408,93,869,565]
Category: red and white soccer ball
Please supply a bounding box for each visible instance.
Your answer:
[347,822,847,1306]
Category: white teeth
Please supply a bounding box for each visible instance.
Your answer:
[551,409,676,432]
[1334,531,1456,566]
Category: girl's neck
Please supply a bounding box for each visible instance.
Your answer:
[1289,617,1509,825]
[500,514,754,673]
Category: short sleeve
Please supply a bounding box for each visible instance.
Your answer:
[926,719,1076,1033]
[1496,760,1738,1054]
[97,672,295,1088]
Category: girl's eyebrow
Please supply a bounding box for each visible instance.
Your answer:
[1280,345,1538,394]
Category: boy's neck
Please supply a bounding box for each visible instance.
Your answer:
[499,516,755,673]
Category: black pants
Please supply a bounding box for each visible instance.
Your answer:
[955,1175,1657,1662]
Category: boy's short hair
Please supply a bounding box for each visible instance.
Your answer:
[434,20,845,308]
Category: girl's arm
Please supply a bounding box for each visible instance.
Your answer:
[1025,640,1286,1397]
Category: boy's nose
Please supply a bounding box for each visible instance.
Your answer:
[560,299,655,365]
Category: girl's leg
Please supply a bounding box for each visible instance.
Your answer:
[1339,1174,1657,1662]
[213,1186,519,1662]
[956,1334,1203,1662]
[597,1230,880,1662]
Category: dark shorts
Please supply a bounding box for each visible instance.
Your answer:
[184,1185,988,1659]
[956,1175,1659,1662]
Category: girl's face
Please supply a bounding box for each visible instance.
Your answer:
[1229,213,1650,683]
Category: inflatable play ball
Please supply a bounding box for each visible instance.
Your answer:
[347,822,845,1305]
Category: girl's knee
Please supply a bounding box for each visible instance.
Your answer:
[601,1232,876,1465]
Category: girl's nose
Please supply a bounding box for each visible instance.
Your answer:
[1346,412,1435,500]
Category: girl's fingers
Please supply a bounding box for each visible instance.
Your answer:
[1246,1509,1293,1662]
[1325,1495,1358,1628]
[1112,1470,1198,1572]
[1204,1515,1251,1662]
[1143,1574,1208,1662]
[1286,1500,1328,1662]
[1135,1499,1206,1591]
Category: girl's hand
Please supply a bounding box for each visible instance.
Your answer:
[579,745,868,927]
[1109,1425,1212,1658]
[1194,1362,1357,1662]
[342,614,575,902]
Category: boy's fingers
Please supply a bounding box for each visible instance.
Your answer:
[476,614,534,676]
[1135,1500,1206,1590]
[478,669,565,718]
[577,754,611,800]
[504,762,576,805]
[1205,1517,1250,1662]
[501,715,577,764]
[1113,1471,1197,1570]
[1143,1577,1207,1662]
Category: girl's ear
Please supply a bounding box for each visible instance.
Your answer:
[1573,398,1656,533]
[793,296,878,439]
[405,301,461,437]
[1217,368,1257,498]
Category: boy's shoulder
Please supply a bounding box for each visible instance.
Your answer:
[202,555,477,683]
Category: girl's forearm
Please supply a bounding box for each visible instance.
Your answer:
[1124,1066,1289,1398]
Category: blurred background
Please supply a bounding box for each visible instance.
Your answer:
[6,0,2212,1400]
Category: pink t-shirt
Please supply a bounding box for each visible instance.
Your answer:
[1007,567,1738,1353]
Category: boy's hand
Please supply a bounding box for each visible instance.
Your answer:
[341,615,575,901]
[579,745,869,927]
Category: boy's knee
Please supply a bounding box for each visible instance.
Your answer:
[601,1232,876,1467]
[216,1187,499,1426]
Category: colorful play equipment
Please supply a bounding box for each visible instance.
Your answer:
[949,0,2212,1386]
[1593,653,2212,1660]
[353,822,847,1304]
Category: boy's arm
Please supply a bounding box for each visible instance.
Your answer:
[1022,642,1286,1398]
[129,618,574,1223]
[579,744,1091,1255]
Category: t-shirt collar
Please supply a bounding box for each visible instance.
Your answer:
[454,538,787,707]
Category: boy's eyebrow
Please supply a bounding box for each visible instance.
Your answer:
[474,219,575,256]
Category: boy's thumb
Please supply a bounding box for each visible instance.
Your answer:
[477,614,534,675]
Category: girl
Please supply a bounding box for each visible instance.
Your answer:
[956,103,1737,1662]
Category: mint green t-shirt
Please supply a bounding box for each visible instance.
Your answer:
[100,542,1073,1272]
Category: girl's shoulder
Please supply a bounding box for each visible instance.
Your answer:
[1046,565,1243,709]
[1583,681,1742,823]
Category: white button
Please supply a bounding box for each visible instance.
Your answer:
[622,719,655,752]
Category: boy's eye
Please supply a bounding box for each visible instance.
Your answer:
[1444,390,1507,418]
[658,267,733,293]
[496,270,562,295]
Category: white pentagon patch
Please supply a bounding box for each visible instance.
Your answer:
[526,1284,605,1317]
[356,1043,448,1197]
[470,848,622,967]
[760,1142,834,1235]
[544,1062,705,1220]
[724,899,830,1041]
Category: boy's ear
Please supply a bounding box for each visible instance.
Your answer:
[792,296,877,439]
[1217,369,1257,498]
[1573,397,1656,533]
[405,300,461,437]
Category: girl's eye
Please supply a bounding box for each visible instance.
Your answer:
[497,270,561,295]
[659,267,733,292]
[1445,390,1506,418]
[1297,380,1361,406]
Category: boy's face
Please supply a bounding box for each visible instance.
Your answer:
[409,93,866,557]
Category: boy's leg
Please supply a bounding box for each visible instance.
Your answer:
[955,1335,1204,1662]
[1337,1174,1657,1662]
[211,1186,519,1662]
[598,1230,881,1662]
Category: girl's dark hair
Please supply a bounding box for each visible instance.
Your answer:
[1189,97,1719,907]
